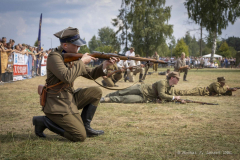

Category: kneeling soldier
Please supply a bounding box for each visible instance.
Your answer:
[33,27,118,142]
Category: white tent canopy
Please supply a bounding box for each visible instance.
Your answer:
[202,53,222,58]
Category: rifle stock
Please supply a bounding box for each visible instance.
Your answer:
[63,52,167,64]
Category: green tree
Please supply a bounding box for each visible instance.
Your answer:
[168,36,176,57]
[229,46,237,58]
[98,27,115,45]
[94,45,114,53]
[98,27,121,52]
[183,31,192,46]
[202,46,211,56]
[184,0,240,62]
[218,41,231,57]
[173,39,189,57]
[188,36,200,57]
[34,39,38,47]
[156,42,170,57]
[88,35,102,53]
[127,0,173,57]
[78,45,90,54]
[226,36,240,51]
[112,0,132,52]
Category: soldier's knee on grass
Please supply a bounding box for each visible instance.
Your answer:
[64,131,87,142]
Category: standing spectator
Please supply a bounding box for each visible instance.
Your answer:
[225,58,228,68]
[152,51,159,72]
[124,47,135,80]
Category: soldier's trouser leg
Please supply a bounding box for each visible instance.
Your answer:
[127,70,134,82]
[106,84,142,97]
[109,95,144,103]
[74,87,102,108]
[103,77,114,87]
[113,72,122,84]
[183,68,188,80]
[74,87,104,137]
[174,87,209,96]
[44,113,86,142]
[153,63,158,71]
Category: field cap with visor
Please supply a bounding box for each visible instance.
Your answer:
[54,27,86,47]
[217,77,225,83]
[168,71,180,79]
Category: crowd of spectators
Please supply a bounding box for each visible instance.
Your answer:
[151,56,238,69]
[0,36,53,83]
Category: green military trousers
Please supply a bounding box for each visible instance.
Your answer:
[45,86,102,142]
[105,84,144,103]
[175,87,209,96]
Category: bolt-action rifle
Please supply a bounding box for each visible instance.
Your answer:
[228,87,240,91]
[178,66,191,72]
[63,51,167,64]
[177,99,219,105]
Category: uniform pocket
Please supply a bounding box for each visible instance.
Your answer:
[46,91,73,113]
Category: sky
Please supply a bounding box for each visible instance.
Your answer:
[0,0,239,52]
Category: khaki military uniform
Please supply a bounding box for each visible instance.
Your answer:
[43,46,105,141]
[172,82,228,96]
[152,54,159,71]
[174,58,188,80]
[127,61,144,82]
[105,80,177,103]
[102,63,122,87]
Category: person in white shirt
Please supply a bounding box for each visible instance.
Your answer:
[124,47,135,81]
[127,54,145,82]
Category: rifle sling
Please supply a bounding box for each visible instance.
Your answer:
[87,73,139,91]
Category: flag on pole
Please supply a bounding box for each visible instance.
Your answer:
[38,13,42,52]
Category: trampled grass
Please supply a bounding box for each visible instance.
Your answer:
[0,68,240,159]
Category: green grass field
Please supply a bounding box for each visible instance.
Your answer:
[0,68,240,160]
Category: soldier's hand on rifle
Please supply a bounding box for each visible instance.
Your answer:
[180,100,186,104]
[81,53,97,64]
[174,96,181,100]
[102,57,119,69]
[228,87,237,91]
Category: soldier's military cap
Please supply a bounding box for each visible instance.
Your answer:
[168,71,180,79]
[54,27,86,47]
[217,77,225,82]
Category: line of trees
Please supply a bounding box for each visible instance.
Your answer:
[78,0,239,59]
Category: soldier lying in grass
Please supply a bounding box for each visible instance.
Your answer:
[100,73,238,104]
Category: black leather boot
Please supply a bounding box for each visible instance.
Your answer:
[183,74,187,81]
[112,79,119,87]
[81,104,104,137]
[33,116,65,138]
[139,73,143,82]
[101,80,107,87]
[33,116,46,138]
[43,116,65,137]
